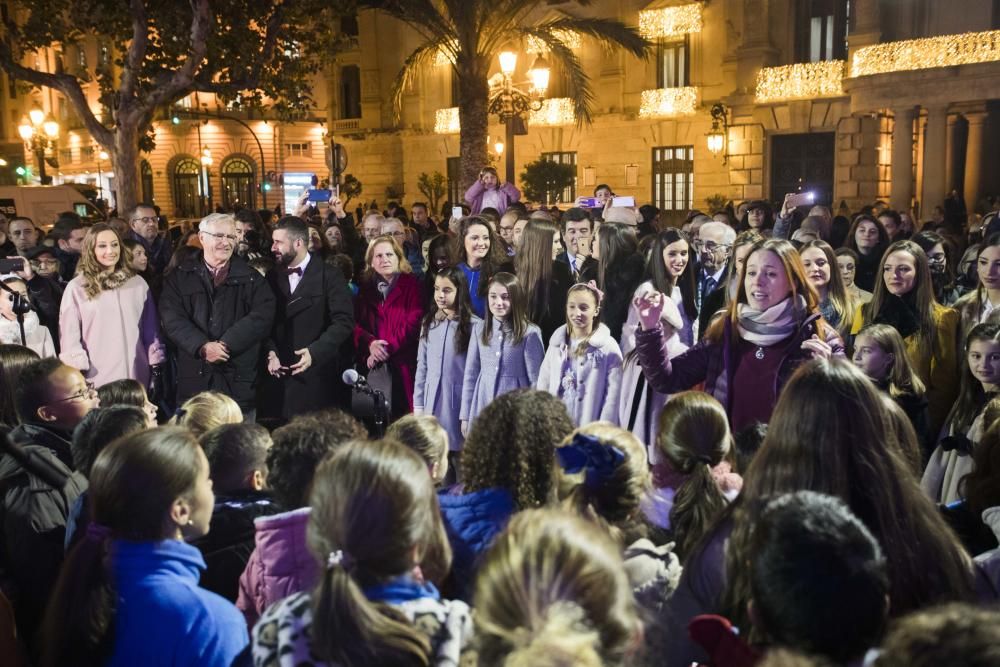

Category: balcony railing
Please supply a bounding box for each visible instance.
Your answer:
[755,61,846,103]
[851,29,1000,77]
[638,3,703,39]
[332,118,361,132]
[638,87,699,118]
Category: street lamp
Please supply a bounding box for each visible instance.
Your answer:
[96,149,109,202]
[200,147,213,214]
[706,103,729,165]
[18,104,59,184]
[488,47,550,184]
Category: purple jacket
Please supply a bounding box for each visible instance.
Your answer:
[235,508,318,628]
[463,181,520,215]
[635,313,844,422]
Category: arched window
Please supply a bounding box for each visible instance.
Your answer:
[140,160,154,204]
[172,157,201,217]
[221,155,256,209]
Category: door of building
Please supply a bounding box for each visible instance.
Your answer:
[770,132,835,208]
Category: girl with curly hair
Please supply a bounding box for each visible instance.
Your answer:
[59,223,165,389]
[440,389,573,600]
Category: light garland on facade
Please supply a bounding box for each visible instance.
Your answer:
[528,98,576,126]
[434,107,460,134]
[638,87,698,118]
[526,30,582,54]
[755,60,846,103]
[638,3,703,39]
[851,29,1000,77]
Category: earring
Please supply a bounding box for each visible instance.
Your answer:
[187,520,194,526]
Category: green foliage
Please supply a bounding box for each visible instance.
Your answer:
[705,193,730,213]
[416,171,446,213]
[341,174,363,207]
[520,159,576,205]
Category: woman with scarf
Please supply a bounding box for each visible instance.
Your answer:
[851,239,959,438]
[633,238,844,431]
[354,235,423,418]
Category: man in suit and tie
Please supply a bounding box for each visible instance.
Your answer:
[555,207,598,280]
[262,216,354,422]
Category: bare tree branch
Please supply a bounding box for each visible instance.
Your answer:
[143,0,212,109]
[118,0,150,102]
[0,39,113,146]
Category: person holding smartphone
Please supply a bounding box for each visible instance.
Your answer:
[463,166,520,216]
[556,208,597,281]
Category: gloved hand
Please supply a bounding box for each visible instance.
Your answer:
[148,364,165,406]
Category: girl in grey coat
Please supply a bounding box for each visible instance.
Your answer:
[461,273,544,433]
[414,268,480,452]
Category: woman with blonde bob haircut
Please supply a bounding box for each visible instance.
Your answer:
[59,222,165,388]
[474,509,642,667]
[169,390,243,438]
[654,359,976,667]
[250,438,473,665]
[634,238,844,430]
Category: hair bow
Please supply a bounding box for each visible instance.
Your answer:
[556,433,625,490]
[575,280,605,306]
[939,434,974,457]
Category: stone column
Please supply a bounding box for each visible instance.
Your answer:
[964,110,987,214]
[890,107,916,211]
[921,105,948,215]
[945,113,959,194]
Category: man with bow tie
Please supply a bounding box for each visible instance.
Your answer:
[160,213,275,421]
[262,216,354,422]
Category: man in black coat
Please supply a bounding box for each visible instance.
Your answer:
[261,216,354,422]
[159,213,275,420]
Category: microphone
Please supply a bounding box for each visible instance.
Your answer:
[342,368,367,388]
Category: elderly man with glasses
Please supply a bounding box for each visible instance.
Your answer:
[160,213,275,422]
[126,203,173,275]
[693,221,736,313]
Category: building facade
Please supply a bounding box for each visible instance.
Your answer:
[0,0,998,223]
[326,0,1000,224]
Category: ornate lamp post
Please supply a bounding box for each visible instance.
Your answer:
[96,149,109,202]
[488,48,550,184]
[18,104,59,184]
[200,146,213,215]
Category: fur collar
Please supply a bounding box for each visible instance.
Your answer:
[550,322,614,350]
[84,268,134,299]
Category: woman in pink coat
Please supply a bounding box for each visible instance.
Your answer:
[463,166,521,215]
[59,223,165,388]
[354,235,423,417]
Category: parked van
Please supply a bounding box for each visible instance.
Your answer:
[0,185,106,228]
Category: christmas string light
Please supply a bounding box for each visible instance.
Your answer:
[528,98,576,126]
[526,30,581,54]
[755,61,846,103]
[851,29,1000,77]
[638,3,703,40]
[638,87,699,118]
[434,107,460,134]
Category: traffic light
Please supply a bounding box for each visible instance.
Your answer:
[263,182,272,192]
[171,114,181,125]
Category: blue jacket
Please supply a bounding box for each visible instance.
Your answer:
[438,487,515,600]
[108,540,248,667]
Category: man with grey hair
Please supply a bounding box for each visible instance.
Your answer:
[126,203,173,274]
[695,220,737,311]
[160,212,275,421]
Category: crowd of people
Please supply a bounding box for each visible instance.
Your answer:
[0,164,1000,666]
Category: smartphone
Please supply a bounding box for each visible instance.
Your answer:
[452,206,463,220]
[330,184,339,199]
[0,257,24,274]
[612,196,635,207]
[577,236,592,256]
[579,197,599,208]
[787,191,816,208]
[307,189,332,203]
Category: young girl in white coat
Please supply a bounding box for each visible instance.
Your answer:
[536,282,623,425]
[461,272,544,434]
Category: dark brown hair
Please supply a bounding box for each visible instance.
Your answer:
[481,272,530,346]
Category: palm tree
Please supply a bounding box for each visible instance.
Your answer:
[361,0,651,192]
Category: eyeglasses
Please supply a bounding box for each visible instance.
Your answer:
[30,259,58,268]
[201,231,238,243]
[131,216,158,224]
[50,381,96,404]
[695,241,731,254]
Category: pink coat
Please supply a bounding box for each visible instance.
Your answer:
[58,274,165,388]
[236,508,318,628]
[353,272,423,411]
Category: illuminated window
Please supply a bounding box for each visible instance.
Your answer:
[796,0,847,63]
[657,38,689,88]
[652,146,694,212]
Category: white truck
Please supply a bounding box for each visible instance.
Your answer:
[0,185,106,229]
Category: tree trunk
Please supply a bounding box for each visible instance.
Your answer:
[111,123,142,216]
[457,63,489,197]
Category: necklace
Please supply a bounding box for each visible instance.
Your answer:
[755,346,765,360]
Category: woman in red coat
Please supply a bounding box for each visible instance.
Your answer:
[354,235,424,417]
